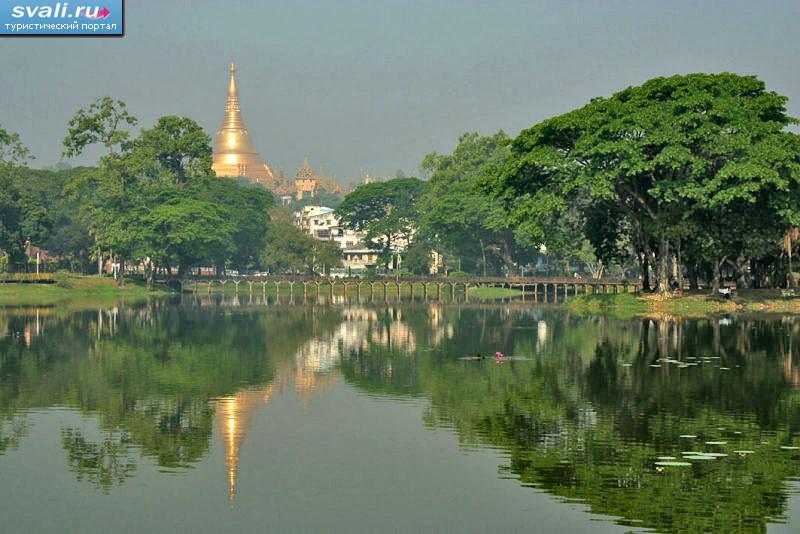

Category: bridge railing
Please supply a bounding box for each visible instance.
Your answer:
[180,274,639,286]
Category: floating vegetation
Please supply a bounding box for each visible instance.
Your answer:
[650,364,662,368]
[684,455,716,461]
[734,450,755,456]
[681,451,704,455]
[705,441,727,445]
[657,456,677,460]
[655,461,692,467]
[779,446,800,451]
[679,435,697,439]
[702,453,728,458]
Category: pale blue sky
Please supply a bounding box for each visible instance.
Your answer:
[1,0,799,184]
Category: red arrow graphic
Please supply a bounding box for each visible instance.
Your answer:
[86,7,110,19]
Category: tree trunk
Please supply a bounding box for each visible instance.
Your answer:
[639,253,651,292]
[735,253,749,289]
[146,261,155,290]
[117,256,125,287]
[712,256,727,294]
[657,237,670,294]
[688,265,699,290]
[479,238,487,277]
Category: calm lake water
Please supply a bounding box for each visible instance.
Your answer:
[1,295,799,533]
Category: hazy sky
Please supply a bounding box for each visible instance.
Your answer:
[2,0,800,183]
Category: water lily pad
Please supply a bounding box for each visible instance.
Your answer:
[702,453,728,457]
[780,446,800,451]
[657,456,677,460]
[655,461,691,467]
[684,455,716,461]
[679,435,697,439]
[734,450,754,455]
[705,441,727,445]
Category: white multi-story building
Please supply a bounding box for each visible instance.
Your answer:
[295,206,378,274]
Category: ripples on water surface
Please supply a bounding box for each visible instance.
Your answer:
[0,295,799,532]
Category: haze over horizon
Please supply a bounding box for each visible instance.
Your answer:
[2,0,800,183]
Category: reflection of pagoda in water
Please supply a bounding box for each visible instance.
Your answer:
[209,304,452,500]
[211,386,273,500]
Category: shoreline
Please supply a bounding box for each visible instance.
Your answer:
[2,275,798,317]
[0,274,168,307]
[565,290,800,318]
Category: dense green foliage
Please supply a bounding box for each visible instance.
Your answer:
[485,73,800,291]
[262,207,342,274]
[1,99,275,282]
[335,177,428,269]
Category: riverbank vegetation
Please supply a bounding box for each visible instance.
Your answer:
[0,273,162,306]
[567,290,800,317]
[1,100,274,288]
[3,73,800,296]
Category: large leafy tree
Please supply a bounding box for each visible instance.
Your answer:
[189,177,274,271]
[419,132,527,275]
[64,102,270,284]
[132,116,214,186]
[0,126,33,270]
[487,73,800,292]
[62,97,137,157]
[335,177,428,269]
[135,193,235,282]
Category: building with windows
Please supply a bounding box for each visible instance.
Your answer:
[295,205,377,273]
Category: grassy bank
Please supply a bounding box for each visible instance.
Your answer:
[467,286,523,299]
[567,290,800,318]
[0,274,166,307]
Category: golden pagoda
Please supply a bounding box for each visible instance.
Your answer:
[211,62,276,187]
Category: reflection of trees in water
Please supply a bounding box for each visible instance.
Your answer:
[341,308,800,532]
[61,428,137,493]
[0,416,28,455]
[0,302,346,491]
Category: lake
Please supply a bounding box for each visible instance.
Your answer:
[1,295,799,532]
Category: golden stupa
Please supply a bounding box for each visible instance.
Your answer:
[211,62,276,187]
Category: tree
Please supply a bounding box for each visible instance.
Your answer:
[420,132,530,275]
[136,193,235,284]
[262,207,341,274]
[132,116,214,187]
[1,126,32,166]
[0,126,33,271]
[62,97,137,157]
[335,177,428,269]
[487,73,800,292]
[189,177,273,272]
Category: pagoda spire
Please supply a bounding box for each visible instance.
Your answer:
[212,61,275,186]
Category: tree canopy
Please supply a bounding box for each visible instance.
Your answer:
[335,177,428,269]
[486,73,800,291]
